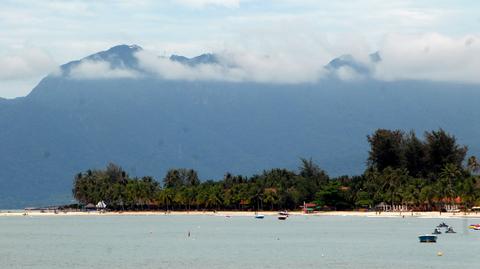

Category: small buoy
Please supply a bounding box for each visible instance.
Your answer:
[437,252,443,256]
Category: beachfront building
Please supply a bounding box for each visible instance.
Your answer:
[375,202,409,212]
[425,196,463,212]
[439,197,462,212]
[239,199,250,210]
[301,202,317,214]
[85,203,96,211]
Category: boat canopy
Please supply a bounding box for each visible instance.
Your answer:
[96,201,107,209]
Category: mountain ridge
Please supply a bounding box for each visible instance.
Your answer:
[58,44,143,77]
[1,45,479,208]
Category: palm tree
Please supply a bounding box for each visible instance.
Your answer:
[378,168,408,206]
[439,163,461,197]
[263,189,279,210]
[437,163,462,211]
[467,156,480,174]
[206,192,221,210]
[457,177,477,210]
[158,188,174,211]
[163,169,181,188]
[419,185,435,211]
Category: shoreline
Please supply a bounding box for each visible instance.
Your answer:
[1,210,480,219]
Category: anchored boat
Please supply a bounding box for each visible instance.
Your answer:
[468,224,480,230]
[419,234,437,243]
[445,227,456,233]
[437,222,449,228]
[278,210,289,216]
[278,210,289,220]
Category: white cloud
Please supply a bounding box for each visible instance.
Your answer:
[173,0,240,8]
[335,66,364,81]
[0,78,43,99]
[0,48,57,80]
[136,32,480,85]
[2,1,480,98]
[220,49,327,83]
[374,33,480,84]
[136,50,244,81]
[134,13,341,84]
[68,60,140,80]
[135,47,329,84]
[0,47,58,99]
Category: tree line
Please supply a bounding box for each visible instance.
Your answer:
[72,128,480,211]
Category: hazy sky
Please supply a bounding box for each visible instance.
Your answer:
[1,0,480,98]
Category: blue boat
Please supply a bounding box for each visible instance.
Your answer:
[255,214,265,219]
[419,234,437,243]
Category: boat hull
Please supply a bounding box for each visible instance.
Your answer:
[418,235,437,243]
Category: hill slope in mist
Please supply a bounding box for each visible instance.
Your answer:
[0,45,479,208]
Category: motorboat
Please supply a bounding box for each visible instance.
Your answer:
[437,222,449,228]
[445,227,456,233]
[468,224,480,229]
[278,210,289,216]
[277,211,288,220]
[432,228,442,234]
[418,234,437,243]
[254,214,265,219]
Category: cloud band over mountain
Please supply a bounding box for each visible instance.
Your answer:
[64,33,480,85]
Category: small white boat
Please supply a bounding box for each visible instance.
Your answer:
[445,227,456,233]
[278,210,289,216]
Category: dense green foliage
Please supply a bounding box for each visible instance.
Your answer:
[367,129,467,177]
[73,129,480,211]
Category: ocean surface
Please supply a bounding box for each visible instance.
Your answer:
[1,214,479,269]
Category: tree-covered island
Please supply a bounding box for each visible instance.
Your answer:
[72,129,480,212]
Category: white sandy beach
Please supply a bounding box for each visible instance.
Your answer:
[1,210,480,219]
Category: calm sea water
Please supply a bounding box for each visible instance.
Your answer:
[1,214,479,269]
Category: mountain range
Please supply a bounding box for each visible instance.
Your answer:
[0,45,479,208]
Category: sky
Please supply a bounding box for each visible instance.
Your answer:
[1,0,480,98]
